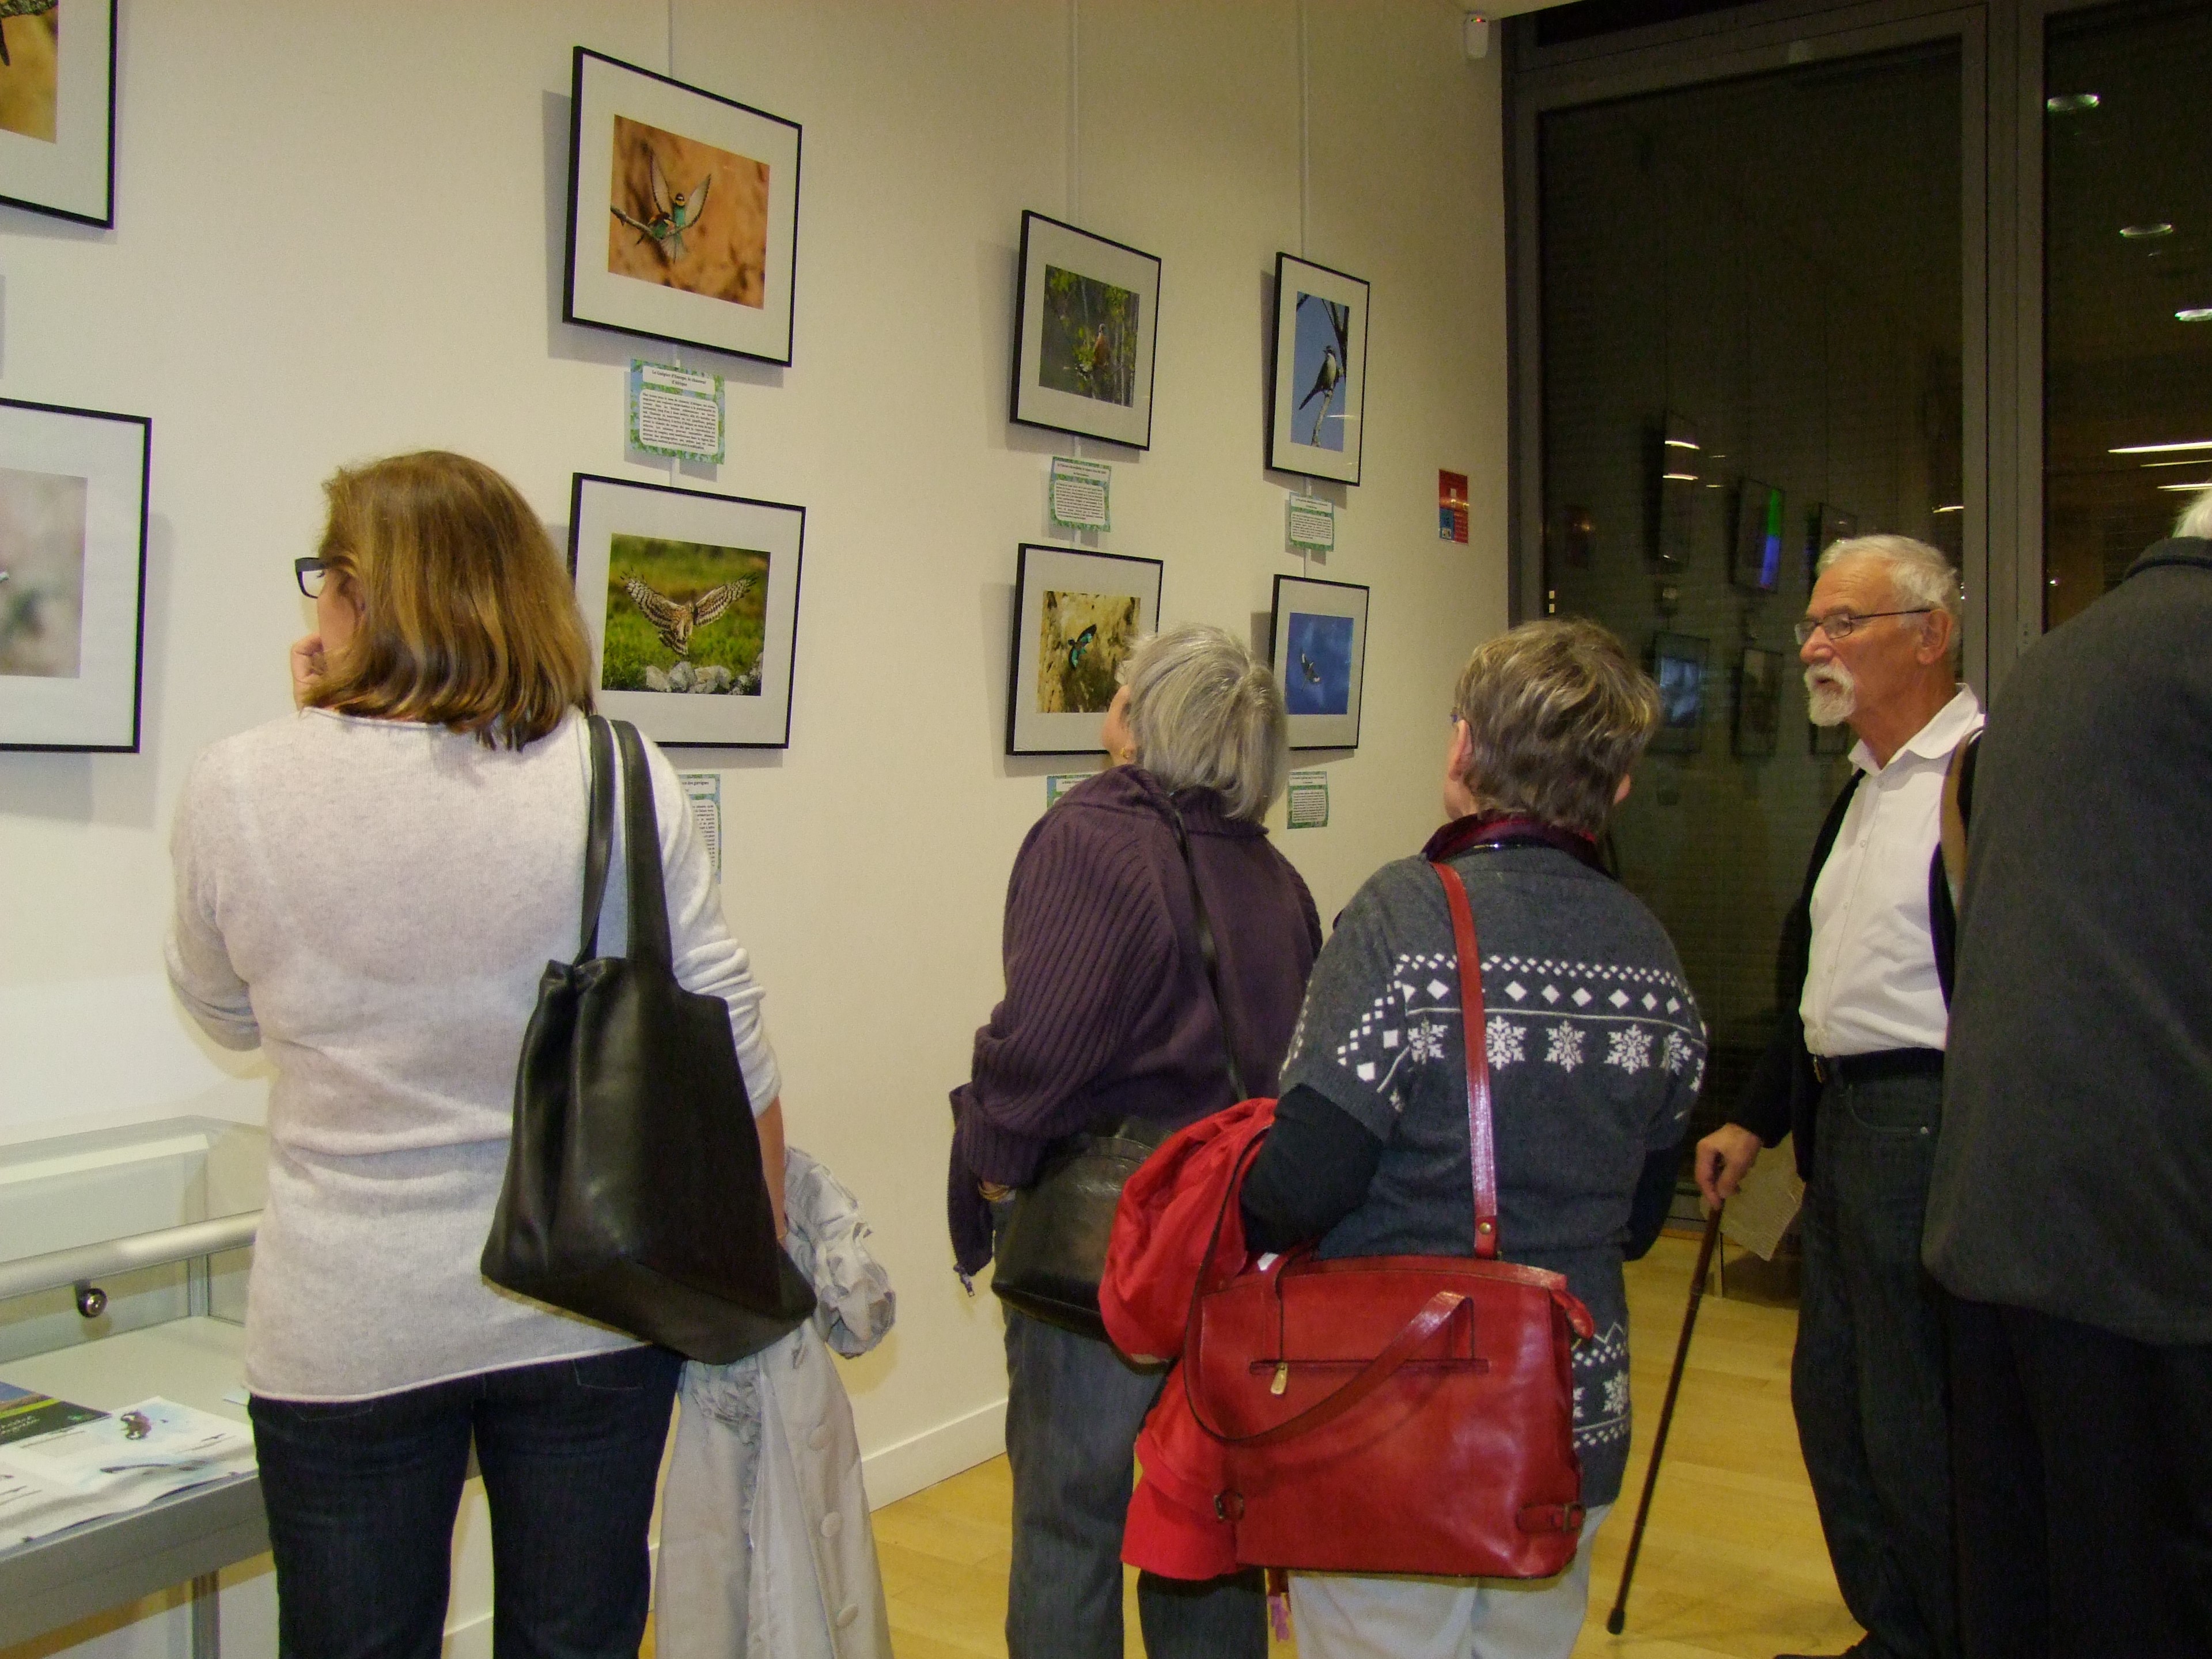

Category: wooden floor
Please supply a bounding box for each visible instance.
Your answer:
[870,1234,1864,1658]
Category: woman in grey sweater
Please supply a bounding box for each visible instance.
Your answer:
[166,452,785,1659]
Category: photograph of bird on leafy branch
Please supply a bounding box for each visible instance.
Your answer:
[601,535,768,695]
[1035,588,1139,714]
[606,115,770,310]
[1038,266,1139,408]
[0,0,58,143]
[0,464,86,680]
[1292,291,1353,451]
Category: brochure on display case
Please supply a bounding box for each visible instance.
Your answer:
[0,1393,255,1551]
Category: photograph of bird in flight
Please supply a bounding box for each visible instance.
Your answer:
[605,115,770,310]
[600,534,770,695]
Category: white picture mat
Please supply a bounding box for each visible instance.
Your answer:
[1013,215,1158,450]
[1007,543,1161,753]
[0,0,111,222]
[1269,256,1369,486]
[0,404,145,749]
[570,476,802,748]
[568,51,800,363]
[1271,576,1368,751]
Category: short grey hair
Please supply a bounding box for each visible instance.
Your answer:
[1124,624,1288,823]
[2175,487,2212,541]
[1817,533,1962,660]
[1452,619,1658,837]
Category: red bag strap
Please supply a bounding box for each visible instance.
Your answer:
[1431,859,1499,1260]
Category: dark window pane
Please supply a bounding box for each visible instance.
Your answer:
[2044,0,2212,626]
[1537,44,1961,1127]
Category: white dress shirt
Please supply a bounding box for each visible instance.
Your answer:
[1800,686,1984,1056]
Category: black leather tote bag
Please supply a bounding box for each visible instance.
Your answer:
[990,802,1240,1342]
[483,716,815,1363]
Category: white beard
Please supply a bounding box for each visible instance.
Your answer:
[1805,662,1857,727]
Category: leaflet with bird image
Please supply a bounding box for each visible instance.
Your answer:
[0,1396,255,1550]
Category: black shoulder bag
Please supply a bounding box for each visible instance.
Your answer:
[990,801,1248,1342]
[482,716,815,1363]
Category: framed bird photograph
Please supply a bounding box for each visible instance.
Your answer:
[0,396,151,752]
[0,0,115,227]
[1267,254,1369,485]
[567,472,804,749]
[1006,543,1162,755]
[1009,211,1161,451]
[1269,575,1369,751]
[563,47,802,366]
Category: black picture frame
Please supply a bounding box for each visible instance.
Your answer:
[1009,210,1162,451]
[1270,574,1370,751]
[1006,543,1164,754]
[1266,253,1370,484]
[562,47,802,366]
[1647,632,1707,754]
[1734,646,1782,756]
[567,472,805,749]
[0,396,151,752]
[0,0,115,227]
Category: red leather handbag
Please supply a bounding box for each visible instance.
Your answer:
[1183,858,1597,1580]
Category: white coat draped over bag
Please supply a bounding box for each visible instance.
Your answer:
[655,1147,896,1659]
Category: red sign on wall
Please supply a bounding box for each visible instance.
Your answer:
[1439,470,1469,543]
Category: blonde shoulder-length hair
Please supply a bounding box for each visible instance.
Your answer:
[306,451,593,748]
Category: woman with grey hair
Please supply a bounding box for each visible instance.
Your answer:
[1238,618,1705,1659]
[949,622,1321,1659]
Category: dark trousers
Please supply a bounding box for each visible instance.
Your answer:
[249,1346,681,1659]
[1793,1073,1957,1659]
[1946,1296,2212,1658]
[1001,1305,1266,1659]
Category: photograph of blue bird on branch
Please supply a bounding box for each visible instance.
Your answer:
[1267,253,1369,484]
[1293,293,1351,451]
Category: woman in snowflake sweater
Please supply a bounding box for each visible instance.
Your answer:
[1238,618,1702,1659]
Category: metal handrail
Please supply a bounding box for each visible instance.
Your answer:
[0,1213,260,1304]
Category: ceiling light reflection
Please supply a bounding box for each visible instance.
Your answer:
[2176,308,2212,323]
[2110,440,2212,454]
[2046,92,2101,115]
[2120,224,2175,240]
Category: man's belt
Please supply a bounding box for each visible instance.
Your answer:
[1811,1047,1945,1086]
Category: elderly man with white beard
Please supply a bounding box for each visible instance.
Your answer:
[1695,535,1980,1659]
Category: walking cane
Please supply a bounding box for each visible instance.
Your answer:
[1605,1203,1724,1635]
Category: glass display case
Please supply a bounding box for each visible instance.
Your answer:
[0,1116,266,1658]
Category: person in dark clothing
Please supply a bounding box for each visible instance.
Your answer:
[1240,618,1702,1659]
[949,623,1320,1659]
[1696,535,1979,1659]
[1923,494,2212,1659]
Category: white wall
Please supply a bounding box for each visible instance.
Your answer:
[0,1,1506,1652]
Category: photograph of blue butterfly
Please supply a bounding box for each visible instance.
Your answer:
[1006,544,1162,754]
[1270,575,1369,749]
[1267,254,1370,486]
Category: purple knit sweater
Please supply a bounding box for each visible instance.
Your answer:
[947,766,1321,1276]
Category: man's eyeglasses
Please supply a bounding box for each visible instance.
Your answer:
[295,558,327,599]
[1792,607,1933,646]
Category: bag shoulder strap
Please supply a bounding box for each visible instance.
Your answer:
[577,715,617,962]
[1939,728,1981,905]
[1168,801,1249,1101]
[1431,859,1499,1260]
[612,719,675,971]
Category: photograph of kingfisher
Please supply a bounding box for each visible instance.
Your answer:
[612,150,713,266]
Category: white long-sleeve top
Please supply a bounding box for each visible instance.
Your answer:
[1801,686,1984,1056]
[166,707,779,1400]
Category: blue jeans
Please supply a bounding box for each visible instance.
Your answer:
[249,1345,682,1659]
[1793,1074,1957,1659]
